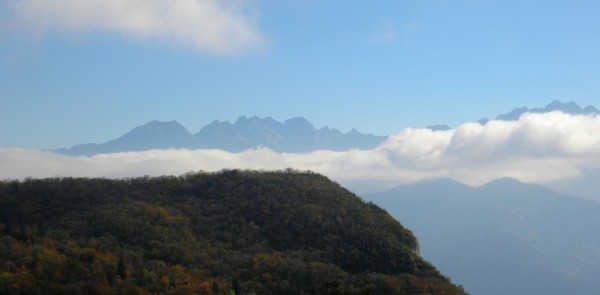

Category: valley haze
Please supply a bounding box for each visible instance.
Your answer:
[366,177,600,295]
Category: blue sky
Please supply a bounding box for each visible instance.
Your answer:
[1,0,600,149]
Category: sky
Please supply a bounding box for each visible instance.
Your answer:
[2,0,600,199]
[2,0,600,149]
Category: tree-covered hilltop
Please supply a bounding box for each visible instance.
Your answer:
[0,170,466,295]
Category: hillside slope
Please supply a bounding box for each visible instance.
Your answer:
[0,171,465,295]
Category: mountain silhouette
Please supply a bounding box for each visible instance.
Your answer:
[55,101,599,156]
[55,117,386,156]
[365,178,600,295]
[478,100,599,124]
[54,120,197,156]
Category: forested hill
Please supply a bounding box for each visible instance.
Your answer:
[0,170,465,295]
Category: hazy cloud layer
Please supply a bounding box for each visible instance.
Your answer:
[2,112,600,195]
[12,0,265,54]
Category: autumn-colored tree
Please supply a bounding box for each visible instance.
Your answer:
[0,171,467,295]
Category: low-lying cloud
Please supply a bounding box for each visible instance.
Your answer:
[11,0,265,54]
[2,111,600,196]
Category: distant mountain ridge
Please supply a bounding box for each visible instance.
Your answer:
[425,100,600,130]
[54,116,386,156]
[478,100,599,124]
[56,101,599,155]
[365,177,600,295]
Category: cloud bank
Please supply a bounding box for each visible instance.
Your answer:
[12,0,265,54]
[2,111,600,196]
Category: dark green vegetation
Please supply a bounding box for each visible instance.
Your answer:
[0,170,465,294]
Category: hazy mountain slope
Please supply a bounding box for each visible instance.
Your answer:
[477,100,599,124]
[194,116,385,152]
[0,171,466,294]
[365,178,600,295]
[55,120,197,156]
[56,117,386,155]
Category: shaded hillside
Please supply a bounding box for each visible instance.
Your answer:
[366,178,600,295]
[0,171,465,295]
[54,117,386,156]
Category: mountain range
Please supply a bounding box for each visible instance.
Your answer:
[55,100,598,156]
[425,100,599,130]
[478,99,599,124]
[54,117,386,156]
[365,178,600,295]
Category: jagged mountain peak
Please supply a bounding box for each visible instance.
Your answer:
[106,120,195,151]
[284,116,313,126]
[126,120,191,136]
[495,100,599,121]
[283,117,316,134]
[234,116,280,126]
[543,100,583,113]
[56,117,387,156]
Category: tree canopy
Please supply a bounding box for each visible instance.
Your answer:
[0,170,466,294]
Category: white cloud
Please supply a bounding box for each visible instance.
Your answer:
[12,0,265,54]
[2,112,600,197]
[372,20,397,44]
[372,111,600,186]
